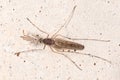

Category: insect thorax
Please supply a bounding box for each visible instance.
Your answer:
[43,38,55,45]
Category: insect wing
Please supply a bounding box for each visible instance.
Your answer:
[54,38,84,50]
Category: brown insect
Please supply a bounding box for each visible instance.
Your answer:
[15,5,111,71]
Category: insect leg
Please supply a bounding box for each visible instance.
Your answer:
[52,5,77,38]
[26,17,49,37]
[43,45,46,49]
[50,47,82,71]
[15,48,44,57]
[54,34,110,42]
[63,50,112,64]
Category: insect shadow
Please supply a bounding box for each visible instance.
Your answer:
[15,5,111,71]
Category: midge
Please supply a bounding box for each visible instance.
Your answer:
[15,5,111,71]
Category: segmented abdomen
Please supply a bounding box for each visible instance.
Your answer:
[53,38,84,50]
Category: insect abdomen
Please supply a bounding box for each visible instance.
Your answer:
[54,38,84,50]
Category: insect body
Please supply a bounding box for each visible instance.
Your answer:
[15,5,111,71]
[53,38,84,50]
[43,38,55,45]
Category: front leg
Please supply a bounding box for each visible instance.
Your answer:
[15,48,44,57]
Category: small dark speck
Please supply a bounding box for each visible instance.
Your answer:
[108,53,111,55]
[68,50,70,52]
[18,19,21,22]
[93,22,97,25]
[46,66,48,69]
[13,8,15,11]
[67,77,71,80]
[96,78,99,80]
[112,13,116,16]
[108,50,111,52]
[35,15,37,17]
[58,65,61,68]
[44,0,46,3]
[35,77,37,79]
[40,6,43,9]
[40,77,43,80]
[9,66,12,69]
[57,76,59,79]
[119,44,120,47]
[9,0,11,3]
[74,49,76,52]
[97,70,100,72]
[94,63,96,66]
[39,10,41,13]
[24,60,26,62]
[101,68,104,70]
[57,59,61,63]
[0,6,2,8]
[107,1,110,4]
[0,24,2,26]
[99,33,102,35]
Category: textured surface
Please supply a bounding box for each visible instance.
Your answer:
[0,0,120,80]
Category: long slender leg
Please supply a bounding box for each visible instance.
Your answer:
[50,47,82,71]
[54,34,110,42]
[43,45,46,49]
[26,17,49,36]
[15,48,44,57]
[52,5,77,38]
[62,50,112,64]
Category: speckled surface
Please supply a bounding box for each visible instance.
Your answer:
[0,0,120,80]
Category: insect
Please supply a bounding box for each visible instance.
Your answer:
[15,5,111,71]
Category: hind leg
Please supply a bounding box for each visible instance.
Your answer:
[49,47,82,71]
[54,34,110,42]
